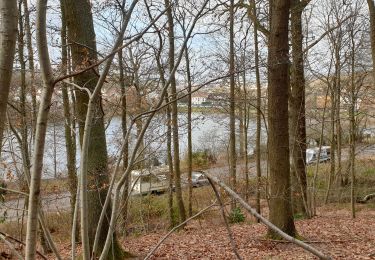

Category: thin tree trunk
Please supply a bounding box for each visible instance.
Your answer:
[252,0,262,219]
[367,0,375,87]
[349,30,356,219]
[184,35,193,218]
[19,0,53,253]
[325,83,335,204]
[23,0,37,136]
[0,1,18,155]
[164,0,186,223]
[60,0,78,239]
[166,93,175,226]
[335,51,343,186]
[290,0,308,217]
[229,0,237,210]
[25,0,56,258]
[312,85,329,216]
[118,48,130,229]
[151,24,175,227]
[17,0,31,194]
[267,0,296,239]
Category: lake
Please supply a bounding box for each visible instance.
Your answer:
[0,113,267,180]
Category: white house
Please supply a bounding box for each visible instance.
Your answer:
[192,92,209,105]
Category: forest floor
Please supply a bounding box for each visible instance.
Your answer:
[122,204,375,260]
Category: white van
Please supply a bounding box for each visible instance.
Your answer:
[306,146,330,165]
[130,166,169,195]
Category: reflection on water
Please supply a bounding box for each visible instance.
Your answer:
[1,113,266,180]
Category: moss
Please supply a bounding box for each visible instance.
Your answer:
[293,212,307,220]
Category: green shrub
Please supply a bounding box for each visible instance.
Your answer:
[228,207,245,223]
[190,149,217,168]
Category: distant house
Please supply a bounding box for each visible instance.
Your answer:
[192,92,209,106]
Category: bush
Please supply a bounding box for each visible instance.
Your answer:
[228,207,245,223]
[190,149,217,168]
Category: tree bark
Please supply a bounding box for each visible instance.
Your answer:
[290,0,309,217]
[164,0,186,223]
[349,28,356,219]
[267,0,296,239]
[118,48,130,230]
[60,0,78,239]
[252,0,262,220]
[23,0,37,136]
[367,0,375,87]
[63,0,123,257]
[229,0,237,210]
[0,0,18,155]
[25,0,56,258]
[183,30,193,218]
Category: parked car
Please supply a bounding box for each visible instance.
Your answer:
[306,146,330,165]
[191,172,209,187]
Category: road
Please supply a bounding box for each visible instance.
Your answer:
[0,161,264,222]
[3,143,373,223]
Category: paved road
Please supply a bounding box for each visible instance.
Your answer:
[1,161,264,222]
[3,143,373,223]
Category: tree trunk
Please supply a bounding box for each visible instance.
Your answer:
[252,0,262,220]
[0,0,18,155]
[63,0,123,257]
[184,34,193,218]
[25,0,56,258]
[60,0,78,240]
[290,0,308,217]
[267,0,296,239]
[166,93,175,226]
[349,29,356,219]
[335,50,343,186]
[23,0,37,137]
[118,49,130,230]
[367,0,375,87]
[325,82,335,204]
[152,27,175,227]
[229,0,237,210]
[164,0,186,223]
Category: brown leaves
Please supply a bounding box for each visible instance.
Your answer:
[123,206,375,259]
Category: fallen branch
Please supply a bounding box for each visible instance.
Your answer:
[0,233,23,260]
[208,178,242,260]
[0,231,47,260]
[201,171,332,260]
[144,202,217,260]
[257,238,358,244]
[357,193,375,204]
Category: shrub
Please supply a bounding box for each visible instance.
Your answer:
[190,149,217,168]
[228,207,245,223]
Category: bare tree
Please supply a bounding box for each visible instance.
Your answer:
[289,0,310,217]
[25,0,59,258]
[60,0,78,239]
[23,0,38,135]
[164,0,187,223]
[229,0,237,210]
[367,0,375,85]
